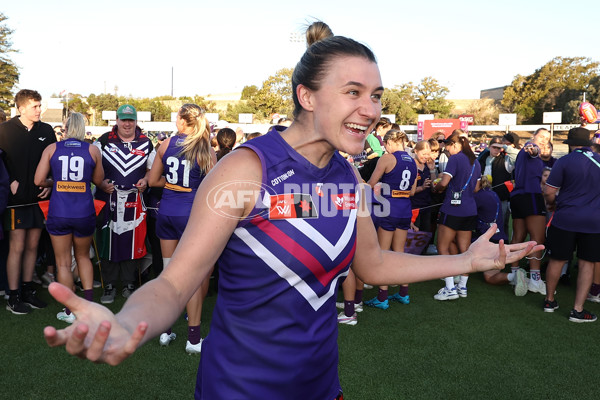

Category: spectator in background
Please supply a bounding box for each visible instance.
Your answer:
[543,127,600,322]
[216,128,236,161]
[234,127,245,148]
[411,140,435,235]
[501,131,520,170]
[245,132,262,141]
[94,104,155,304]
[84,131,94,144]
[53,125,64,142]
[507,128,550,295]
[509,127,550,295]
[540,140,557,168]
[477,136,514,234]
[0,89,55,314]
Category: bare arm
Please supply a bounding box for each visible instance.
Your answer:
[44,148,262,365]
[351,182,543,285]
[366,154,393,188]
[543,184,559,212]
[89,145,105,189]
[148,139,168,188]
[34,144,55,187]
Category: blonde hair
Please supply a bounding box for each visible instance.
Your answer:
[64,112,86,141]
[480,174,492,189]
[176,104,213,172]
[383,129,408,146]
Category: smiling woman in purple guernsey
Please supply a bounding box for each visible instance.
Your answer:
[43,21,543,400]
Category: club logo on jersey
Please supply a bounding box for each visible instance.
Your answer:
[130,148,146,156]
[330,193,357,210]
[56,181,86,192]
[269,193,318,219]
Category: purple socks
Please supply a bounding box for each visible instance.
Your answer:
[188,325,201,345]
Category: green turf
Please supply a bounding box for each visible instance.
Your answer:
[2,268,598,399]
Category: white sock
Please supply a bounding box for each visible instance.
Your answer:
[561,262,569,276]
[163,258,171,269]
[530,269,541,281]
[507,272,515,282]
[444,277,455,290]
[459,275,469,288]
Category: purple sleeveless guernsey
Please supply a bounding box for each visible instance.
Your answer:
[195,129,358,399]
[380,151,417,219]
[48,138,95,218]
[159,134,205,216]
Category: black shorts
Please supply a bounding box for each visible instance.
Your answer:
[3,205,45,230]
[438,211,477,231]
[545,224,600,262]
[510,193,546,219]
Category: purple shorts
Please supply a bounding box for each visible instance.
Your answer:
[156,214,189,240]
[46,214,96,237]
[377,216,411,231]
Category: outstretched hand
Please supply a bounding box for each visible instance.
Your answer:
[466,224,544,273]
[44,282,147,366]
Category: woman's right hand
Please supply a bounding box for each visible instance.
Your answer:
[44,282,147,366]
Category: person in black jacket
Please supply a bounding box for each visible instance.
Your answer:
[477,136,513,234]
[0,89,56,315]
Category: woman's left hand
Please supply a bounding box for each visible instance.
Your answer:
[466,224,544,273]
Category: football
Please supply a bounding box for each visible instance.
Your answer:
[579,102,598,123]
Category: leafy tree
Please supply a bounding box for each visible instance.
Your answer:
[86,93,119,125]
[63,94,89,118]
[382,84,418,124]
[465,99,500,125]
[177,95,218,113]
[223,101,258,123]
[502,57,599,123]
[241,85,258,100]
[0,13,18,110]
[249,68,293,119]
[413,77,453,117]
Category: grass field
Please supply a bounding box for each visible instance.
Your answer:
[2,265,599,400]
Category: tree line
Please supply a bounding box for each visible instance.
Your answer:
[1,12,598,125]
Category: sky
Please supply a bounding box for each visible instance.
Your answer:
[2,0,592,101]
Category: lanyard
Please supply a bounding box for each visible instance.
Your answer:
[460,162,477,192]
[492,196,499,223]
[575,149,600,169]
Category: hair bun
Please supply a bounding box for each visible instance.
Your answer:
[305,21,333,46]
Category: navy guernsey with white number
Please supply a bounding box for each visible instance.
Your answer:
[195,128,357,399]
[159,134,205,217]
[380,151,417,219]
[49,138,95,218]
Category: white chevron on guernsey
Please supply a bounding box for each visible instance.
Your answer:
[286,208,357,260]
[234,227,349,311]
[102,142,149,177]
